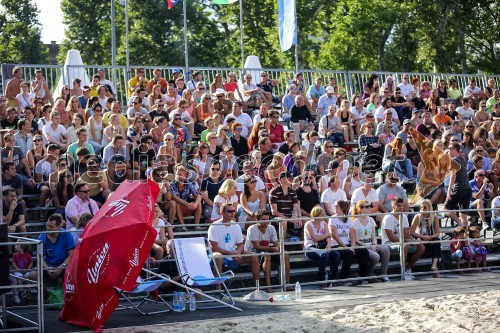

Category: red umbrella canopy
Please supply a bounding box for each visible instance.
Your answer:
[60,179,160,330]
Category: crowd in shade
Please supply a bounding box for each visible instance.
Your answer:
[1,66,499,301]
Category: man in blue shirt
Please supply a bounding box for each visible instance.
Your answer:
[469,169,493,229]
[38,214,75,285]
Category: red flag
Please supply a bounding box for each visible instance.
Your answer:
[167,0,180,9]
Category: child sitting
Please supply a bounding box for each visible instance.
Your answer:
[450,227,470,273]
[468,226,489,271]
[10,240,36,304]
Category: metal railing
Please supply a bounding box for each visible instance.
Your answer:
[2,63,498,109]
[0,236,44,333]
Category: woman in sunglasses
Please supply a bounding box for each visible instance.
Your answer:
[352,200,390,282]
[410,199,442,278]
[239,176,267,228]
[27,134,47,172]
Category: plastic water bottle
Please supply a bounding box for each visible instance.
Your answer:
[295,281,302,300]
[179,292,186,311]
[189,293,196,311]
[173,292,181,312]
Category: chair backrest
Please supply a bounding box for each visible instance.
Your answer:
[173,237,215,280]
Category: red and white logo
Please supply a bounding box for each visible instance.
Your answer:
[87,243,110,284]
[129,248,139,267]
[105,198,130,217]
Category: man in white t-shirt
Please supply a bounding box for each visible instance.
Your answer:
[463,79,485,109]
[397,74,415,99]
[381,197,424,280]
[321,175,347,216]
[375,98,399,126]
[491,195,500,229]
[224,102,253,138]
[42,111,68,150]
[208,203,260,283]
[456,97,478,126]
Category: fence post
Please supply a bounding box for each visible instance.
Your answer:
[37,241,44,332]
[399,212,405,281]
[278,219,286,292]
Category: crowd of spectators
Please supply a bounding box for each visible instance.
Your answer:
[2,66,499,299]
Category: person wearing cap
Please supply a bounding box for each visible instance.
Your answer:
[282,83,299,116]
[375,97,399,126]
[128,67,150,98]
[396,119,414,144]
[317,85,338,118]
[269,171,302,234]
[306,77,326,112]
[96,68,116,96]
[171,68,182,81]
[257,71,280,105]
[213,88,233,117]
[187,71,204,92]
[147,68,168,94]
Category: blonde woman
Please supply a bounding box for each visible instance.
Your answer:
[67,96,85,124]
[264,152,286,189]
[215,124,231,149]
[195,93,214,131]
[182,89,196,122]
[352,200,390,281]
[102,113,126,147]
[489,120,500,148]
[304,205,339,286]
[410,199,442,278]
[210,179,239,222]
[148,84,164,107]
[157,132,179,174]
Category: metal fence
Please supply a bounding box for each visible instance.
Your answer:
[2,63,499,109]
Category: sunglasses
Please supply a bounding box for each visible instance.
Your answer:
[78,190,90,193]
[133,102,140,105]
[389,177,399,181]
[224,210,235,213]
[211,168,220,171]
[174,117,181,120]
[249,180,257,184]
[361,205,370,209]
[200,146,208,149]
[165,138,173,141]
[33,139,42,142]
[94,109,102,112]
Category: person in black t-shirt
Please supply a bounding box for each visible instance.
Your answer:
[131,135,156,180]
[200,160,225,219]
[296,171,320,216]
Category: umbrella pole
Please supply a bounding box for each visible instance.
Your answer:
[141,269,242,312]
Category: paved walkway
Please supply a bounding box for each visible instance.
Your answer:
[8,270,500,332]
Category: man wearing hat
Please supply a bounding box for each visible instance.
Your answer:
[396,119,414,144]
[213,88,233,117]
[269,171,302,234]
[171,68,182,81]
[317,86,337,118]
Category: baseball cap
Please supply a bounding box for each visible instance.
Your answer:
[215,88,225,96]
[326,86,335,94]
[327,160,340,171]
[83,86,90,91]
[403,119,412,125]
[172,68,181,74]
[412,108,420,114]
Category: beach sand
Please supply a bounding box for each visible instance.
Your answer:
[101,289,499,333]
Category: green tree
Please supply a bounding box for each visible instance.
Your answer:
[0,0,47,64]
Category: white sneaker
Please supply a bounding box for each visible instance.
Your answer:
[404,270,414,280]
[382,276,390,282]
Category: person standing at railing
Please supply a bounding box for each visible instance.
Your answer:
[30,69,53,106]
[306,77,325,113]
[410,199,443,278]
[397,74,414,100]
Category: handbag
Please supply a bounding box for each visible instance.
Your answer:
[311,239,328,249]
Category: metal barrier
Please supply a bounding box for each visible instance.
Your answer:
[0,236,44,332]
[4,63,498,108]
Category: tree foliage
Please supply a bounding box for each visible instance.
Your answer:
[0,0,47,64]
[57,0,499,74]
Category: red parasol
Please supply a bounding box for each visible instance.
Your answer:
[59,179,160,331]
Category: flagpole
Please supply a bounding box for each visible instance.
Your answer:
[294,0,298,73]
[111,0,117,83]
[239,0,245,71]
[183,0,190,80]
[125,0,130,75]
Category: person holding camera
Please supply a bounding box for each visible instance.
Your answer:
[469,169,494,230]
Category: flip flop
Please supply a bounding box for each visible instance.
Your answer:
[431,267,443,278]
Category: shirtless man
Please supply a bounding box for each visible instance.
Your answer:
[5,67,24,108]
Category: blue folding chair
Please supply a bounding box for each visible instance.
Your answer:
[116,275,172,315]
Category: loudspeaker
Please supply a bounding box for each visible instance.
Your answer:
[0,224,10,295]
